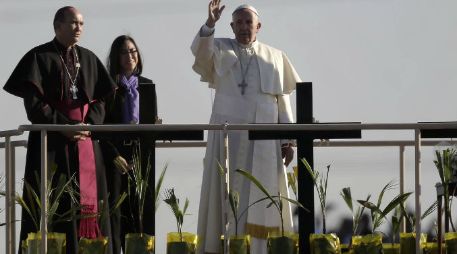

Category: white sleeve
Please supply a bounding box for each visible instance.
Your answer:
[200,24,215,37]
[191,24,216,84]
[278,94,296,146]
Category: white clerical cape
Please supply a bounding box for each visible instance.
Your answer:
[191,28,301,254]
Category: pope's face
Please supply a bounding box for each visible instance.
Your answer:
[231,9,261,45]
[55,8,84,46]
[120,40,138,75]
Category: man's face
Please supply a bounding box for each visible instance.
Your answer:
[55,8,84,46]
[231,9,261,45]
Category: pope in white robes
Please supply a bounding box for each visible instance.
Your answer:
[191,1,302,253]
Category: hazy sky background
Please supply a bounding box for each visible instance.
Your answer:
[1,0,457,253]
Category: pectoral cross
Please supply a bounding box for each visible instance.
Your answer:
[70,84,78,100]
[238,82,248,95]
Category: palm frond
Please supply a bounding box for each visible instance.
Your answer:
[155,163,168,213]
[235,169,277,210]
[377,181,396,209]
[340,187,354,213]
[421,201,438,220]
[163,188,190,241]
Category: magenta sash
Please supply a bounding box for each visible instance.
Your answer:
[54,100,101,239]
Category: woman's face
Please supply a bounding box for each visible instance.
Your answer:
[119,40,138,75]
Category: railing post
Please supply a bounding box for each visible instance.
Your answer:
[399,145,406,233]
[223,123,230,254]
[40,130,48,254]
[5,136,15,254]
[414,129,422,254]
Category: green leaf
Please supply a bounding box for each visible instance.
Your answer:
[216,161,226,177]
[357,200,382,213]
[163,188,190,236]
[235,169,277,210]
[155,163,168,213]
[380,192,412,219]
[229,191,240,219]
[340,187,354,213]
[112,192,128,213]
[421,201,438,220]
[377,181,396,209]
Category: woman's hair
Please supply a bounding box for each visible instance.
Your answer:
[107,35,143,81]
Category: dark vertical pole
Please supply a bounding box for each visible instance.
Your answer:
[151,142,156,235]
[297,82,314,254]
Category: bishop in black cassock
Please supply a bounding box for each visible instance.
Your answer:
[3,6,116,254]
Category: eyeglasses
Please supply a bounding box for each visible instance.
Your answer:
[120,49,138,55]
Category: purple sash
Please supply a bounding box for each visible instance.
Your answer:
[54,99,100,239]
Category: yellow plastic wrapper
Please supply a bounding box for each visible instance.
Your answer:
[399,233,426,254]
[351,234,382,254]
[125,233,154,254]
[220,234,251,254]
[382,243,400,254]
[267,231,298,254]
[78,237,108,254]
[310,233,342,254]
[423,242,446,254]
[25,232,66,254]
[340,243,350,254]
[445,232,457,254]
[167,232,198,254]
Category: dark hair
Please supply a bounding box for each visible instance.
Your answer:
[53,6,75,30]
[107,35,143,81]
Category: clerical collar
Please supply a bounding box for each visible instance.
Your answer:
[236,40,258,49]
[53,37,75,52]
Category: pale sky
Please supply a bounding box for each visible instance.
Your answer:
[1,0,457,253]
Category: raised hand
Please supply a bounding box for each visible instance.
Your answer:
[206,0,225,28]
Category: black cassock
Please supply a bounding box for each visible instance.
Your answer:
[100,75,157,254]
[3,38,116,254]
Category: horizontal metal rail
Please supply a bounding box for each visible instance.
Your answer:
[17,122,457,132]
[9,122,457,254]
[156,140,457,148]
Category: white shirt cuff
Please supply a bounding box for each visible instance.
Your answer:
[200,24,215,37]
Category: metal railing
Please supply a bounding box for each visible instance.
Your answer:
[3,122,457,254]
[1,130,24,254]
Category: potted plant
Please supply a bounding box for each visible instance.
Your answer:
[301,158,342,254]
[78,193,127,254]
[357,181,412,254]
[235,168,306,254]
[215,163,250,254]
[397,202,436,254]
[340,187,370,252]
[434,147,457,253]
[163,188,197,254]
[15,164,78,254]
[124,146,168,254]
[383,207,402,254]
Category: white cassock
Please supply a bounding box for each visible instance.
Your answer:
[191,24,302,254]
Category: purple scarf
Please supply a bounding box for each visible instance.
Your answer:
[120,75,139,124]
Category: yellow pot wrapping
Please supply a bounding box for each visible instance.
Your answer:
[423,242,445,254]
[399,233,426,254]
[167,232,198,254]
[220,235,251,254]
[351,234,382,254]
[310,233,342,254]
[445,232,457,254]
[125,233,154,254]
[25,232,66,254]
[78,237,108,254]
[382,243,400,254]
